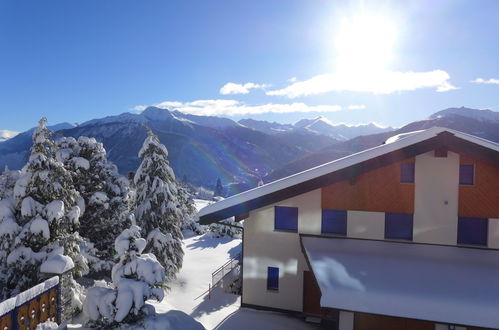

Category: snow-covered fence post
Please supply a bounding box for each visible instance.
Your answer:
[40,254,75,323]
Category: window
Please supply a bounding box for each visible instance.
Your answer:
[274,206,298,232]
[385,213,413,240]
[267,267,279,290]
[400,162,415,183]
[459,164,474,185]
[458,217,487,246]
[322,209,347,235]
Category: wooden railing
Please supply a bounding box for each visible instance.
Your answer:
[211,252,241,287]
[0,277,59,330]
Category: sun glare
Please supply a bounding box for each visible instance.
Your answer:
[335,13,397,73]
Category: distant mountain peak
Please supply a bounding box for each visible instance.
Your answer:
[430,107,499,122]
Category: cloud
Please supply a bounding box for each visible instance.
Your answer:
[147,99,363,116]
[266,70,457,97]
[219,82,269,95]
[471,78,499,84]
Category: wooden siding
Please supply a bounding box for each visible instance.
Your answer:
[354,313,434,330]
[458,154,499,219]
[321,159,415,213]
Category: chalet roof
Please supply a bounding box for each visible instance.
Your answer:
[198,127,499,224]
[300,235,499,328]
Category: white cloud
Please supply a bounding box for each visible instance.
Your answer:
[266,70,457,97]
[219,82,269,95]
[347,105,366,110]
[471,78,499,84]
[132,105,148,112]
[145,99,362,116]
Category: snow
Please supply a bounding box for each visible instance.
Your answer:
[45,200,65,222]
[21,196,41,218]
[198,126,499,222]
[384,130,423,144]
[114,226,147,256]
[70,157,90,170]
[30,216,50,239]
[0,297,16,317]
[301,236,499,329]
[0,216,20,239]
[40,254,75,274]
[0,129,19,142]
[112,253,166,287]
[0,198,15,221]
[89,192,109,206]
[14,276,59,308]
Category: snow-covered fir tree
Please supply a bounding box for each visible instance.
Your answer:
[0,166,21,200]
[84,225,165,326]
[55,136,131,274]
[134,129,184,282]
[213,177,224,197]
[0,118,84,298]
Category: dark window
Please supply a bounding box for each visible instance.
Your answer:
[459,164,474,185]
[274,206,298,232]
[322,209,347,235]
[267,267,279,290]
[458,217,487,246]
[400,162,415,183]
[385,213,413,240]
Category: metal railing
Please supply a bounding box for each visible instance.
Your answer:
[211,252,241,287]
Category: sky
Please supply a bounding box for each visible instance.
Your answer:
[1,0,499,132]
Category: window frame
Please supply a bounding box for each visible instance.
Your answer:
[400,162,415,184]
[459,164,475,186]
[457,216,488,246]
[274,206,298,232]
[321,209,347,236]
[267,266,279,291]
[384,212,414,241]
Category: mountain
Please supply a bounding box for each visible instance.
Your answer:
[238,119,295,135]
[240,116,393,141]
[0,130,19,142]
[0,123,77,170]
[265,107,499,182]
[0,108,337,194]
[430,106,499,122]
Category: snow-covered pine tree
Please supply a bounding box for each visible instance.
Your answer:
[0,166,21,200]
[84,225,165,326]
[55,136,131,273]
[134,128,184,282]
[3,118,84,297]
[213,177,224,197]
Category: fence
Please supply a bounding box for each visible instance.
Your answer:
[0,276,60,330]
[211,252,241,287]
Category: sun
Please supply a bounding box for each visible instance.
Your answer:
[335,13,397,74]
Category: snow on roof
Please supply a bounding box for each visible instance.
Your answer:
[198,127,499,220]
[301,236,499,328]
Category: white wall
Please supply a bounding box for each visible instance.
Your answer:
[347,211,385,240]
[242,189,321,311]
[413,151,460,245]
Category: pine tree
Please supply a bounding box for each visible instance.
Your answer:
[55,136,131,273]
[3,118,84,297]
[0,166,21,200]
[84,225,165,326]
[213,177,224,197]
[134,129,184,282]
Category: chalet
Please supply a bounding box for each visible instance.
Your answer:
[198,127,499,330]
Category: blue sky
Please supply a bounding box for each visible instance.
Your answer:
[1,0,499,132]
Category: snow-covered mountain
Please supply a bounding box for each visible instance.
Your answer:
[430,106,499,122]
[0,130,19,142]
[240,116,393,141]
[265,107,499,182]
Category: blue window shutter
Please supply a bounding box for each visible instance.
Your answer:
[274,206,298,231]
[459,164,474,185]
[322,210,347,235]
[267,267,279,290]
[400,162,415,183]
[385,213,413,240]
[458,217,488,246]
